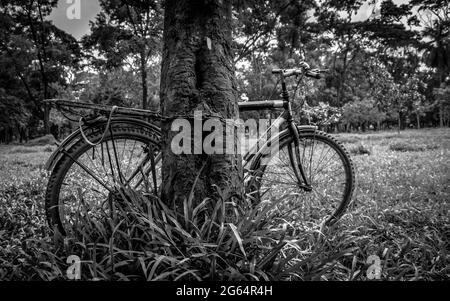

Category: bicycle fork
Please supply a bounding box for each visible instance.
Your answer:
[278,77,312,192]
[287,122,313,192]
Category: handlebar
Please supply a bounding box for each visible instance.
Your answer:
[272,62,328,79]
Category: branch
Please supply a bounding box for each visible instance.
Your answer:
[0,40,38,108]
[125,3,140,37]
[234,0,298,63]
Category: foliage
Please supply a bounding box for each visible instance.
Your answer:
[342,99,386,128]
[0,0,81,134]
[0,0,449,136]
[1,128,449,280]
[82,0,162,109]
[388,141,438,152]
[0,89,31,130]
[348,143,372,156]
[26,134,56,146]
[302,101,342,126]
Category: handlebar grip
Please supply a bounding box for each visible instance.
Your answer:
[272,68,326,79]
[305,69,322,79]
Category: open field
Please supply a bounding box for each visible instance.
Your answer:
[0,128,449,280]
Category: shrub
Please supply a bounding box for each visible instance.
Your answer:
[43,146,54,153]
[8,146,40,154]
[389,142,438,152]
[3,128,448,281]
[367,133,401,140]
[8,145,54,154]
[37,188,349,281]
[27,134,56,147]
[348,144,371,156]
[0,183,350,281]
[336,136,360,144]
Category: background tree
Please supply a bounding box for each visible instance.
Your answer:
[1,0,448,144]
[83,0,162,109]
[413,0,450,127]
[433,83,450,127]
[0,0,80,135]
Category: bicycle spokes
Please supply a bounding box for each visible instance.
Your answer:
[257,136,347,225]
[58,137,161,229]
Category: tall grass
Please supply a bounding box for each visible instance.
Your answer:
[1,181,353,280]
[0,128,449,280]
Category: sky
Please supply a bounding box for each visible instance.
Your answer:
[49,0,410,40]
[49,0,101,40]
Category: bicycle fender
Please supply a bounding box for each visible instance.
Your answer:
[44,118,161,173]
[244,125,318,169]
[296,125,318,133]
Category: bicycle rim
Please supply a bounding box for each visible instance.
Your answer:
[248,130,354,227]
[46,124,161,235]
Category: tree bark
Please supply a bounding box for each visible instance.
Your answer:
[28,3,50,134]
[160,0,243,208]
[37,2,51,134]
[140,50,148,110]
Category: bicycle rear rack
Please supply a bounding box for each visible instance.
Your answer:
[44,99,162,120]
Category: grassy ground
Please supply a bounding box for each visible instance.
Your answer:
[334,128,450,280]
[0,128,448,280]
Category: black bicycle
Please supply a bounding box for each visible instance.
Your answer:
[44,61,355,235]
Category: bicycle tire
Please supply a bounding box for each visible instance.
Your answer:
[247,128,355,226]
[45,120,161,235]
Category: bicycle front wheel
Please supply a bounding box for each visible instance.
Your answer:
[45,120,162,235]
[248,129,355,226]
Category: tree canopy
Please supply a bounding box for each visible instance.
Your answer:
[1,0,449,139]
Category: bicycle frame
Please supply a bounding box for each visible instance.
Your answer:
[238,73,314,189]
[45,71,315,190]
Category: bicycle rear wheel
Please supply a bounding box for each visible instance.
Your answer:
[248,129,355,226]
[45,120,161,235]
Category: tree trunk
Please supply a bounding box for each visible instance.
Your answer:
[28,5,50,134]
[37,3,51,135]
[140,50,148,110]
[416,113,420,129]
[160,0,243,208]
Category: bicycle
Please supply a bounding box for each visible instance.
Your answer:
[44,61,355,235]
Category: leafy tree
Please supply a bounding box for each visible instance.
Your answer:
[0,0,80,135]
[412,98,427,129]
[0,89,31,142]
[341,98,385,132]
[413,0,450,126]
[433,83,450,127]
[314,0,367,107]
[232,0,317,63]
[83,0,162,110]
